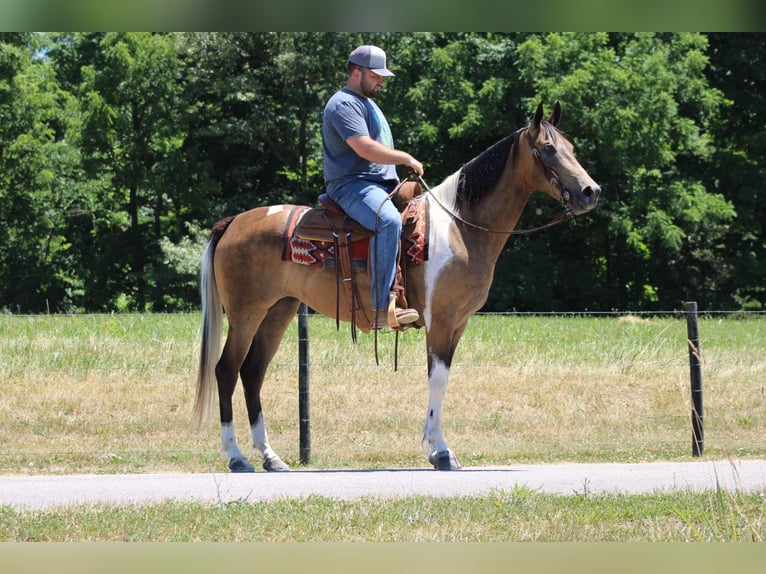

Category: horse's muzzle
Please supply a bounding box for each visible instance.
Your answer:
[568,184,600,215]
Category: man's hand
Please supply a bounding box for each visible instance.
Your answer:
[403,156,424,177]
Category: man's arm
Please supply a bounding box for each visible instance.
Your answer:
[346,135,424,176]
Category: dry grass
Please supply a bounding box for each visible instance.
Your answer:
[0,312,764,475]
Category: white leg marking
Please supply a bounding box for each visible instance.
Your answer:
[422,356,451,454]
[421,177,460,454]
[250,412,279,461]
[221,422,246,461]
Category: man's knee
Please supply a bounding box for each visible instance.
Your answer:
[377,201,402,230]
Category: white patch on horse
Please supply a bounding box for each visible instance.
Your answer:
[266,205,288,216]
[422,172,460,330]
[250,412,279,461]
[422,356,451,455]
[221,421,246,461]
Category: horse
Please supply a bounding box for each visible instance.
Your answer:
[194,101,600,472]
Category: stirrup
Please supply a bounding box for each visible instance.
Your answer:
[373,292,420,330]
[391,307,419,327]
[373,308,418,330]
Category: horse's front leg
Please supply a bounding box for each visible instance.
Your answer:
[421,352,462,470]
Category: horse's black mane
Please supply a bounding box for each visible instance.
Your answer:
[455,130,521,211]
[454,123,559,210]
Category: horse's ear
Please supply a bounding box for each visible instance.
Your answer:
[533,101,544,127]
[548,101,562,127]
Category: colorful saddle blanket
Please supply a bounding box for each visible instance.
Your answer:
[281,195,430,270]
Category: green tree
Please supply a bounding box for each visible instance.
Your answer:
[706,33,766,310]
[0,33,87,312]
[1,33,761,313]
[178,32,365,217]
[490,32,734,311]
[386,33,527,183]
[74,32,186,310]
[270,32,364,205]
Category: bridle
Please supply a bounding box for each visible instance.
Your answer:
[421,127,575,235]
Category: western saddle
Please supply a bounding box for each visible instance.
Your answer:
[292,179,423,339]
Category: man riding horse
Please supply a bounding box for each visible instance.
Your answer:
[321,44,422,330]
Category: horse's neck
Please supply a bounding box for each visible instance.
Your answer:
[435,167,531,254]
[482,165,532,234]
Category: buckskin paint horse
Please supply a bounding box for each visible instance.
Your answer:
[194,102,600,472]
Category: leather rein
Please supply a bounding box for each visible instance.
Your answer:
[419,128,575,235]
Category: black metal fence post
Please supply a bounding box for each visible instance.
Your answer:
[298,303,311,464]
[685,301,704,457]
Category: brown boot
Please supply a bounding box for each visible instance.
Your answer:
[373,308,419,330]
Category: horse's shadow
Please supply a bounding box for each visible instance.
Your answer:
[281,467,523,474]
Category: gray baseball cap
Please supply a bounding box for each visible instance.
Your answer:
[349,45,394,76]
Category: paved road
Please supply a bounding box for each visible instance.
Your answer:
[1,459,764,510]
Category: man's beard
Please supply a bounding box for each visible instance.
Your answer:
[359,75,382,98]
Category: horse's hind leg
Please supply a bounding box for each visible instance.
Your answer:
[241,297,301,472]
[217,311,267,473]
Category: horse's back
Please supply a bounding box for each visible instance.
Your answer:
[215,204,296,247]
[211,205,300,311]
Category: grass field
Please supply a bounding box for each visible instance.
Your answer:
[1,312,764,474]
[1,312,765,542]
[1,487,765,542]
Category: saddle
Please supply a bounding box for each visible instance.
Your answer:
[291,180,424,338]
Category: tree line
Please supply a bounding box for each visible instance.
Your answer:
[1,32,763,313]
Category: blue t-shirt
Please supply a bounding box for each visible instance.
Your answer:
[322,87,399,194]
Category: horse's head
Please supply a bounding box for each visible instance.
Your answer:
[524,102,600,216]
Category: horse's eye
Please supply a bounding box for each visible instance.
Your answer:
[543,143,556,154]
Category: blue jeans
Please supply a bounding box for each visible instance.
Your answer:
[327,180,401,311]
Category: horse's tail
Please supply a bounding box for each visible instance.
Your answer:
[193,216,235,427]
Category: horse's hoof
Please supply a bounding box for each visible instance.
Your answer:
[229,457,256,473]
[429,449,462,470]
[263,456,290,472]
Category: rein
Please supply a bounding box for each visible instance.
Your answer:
[422,177,573,235]
[419,128,575,235]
